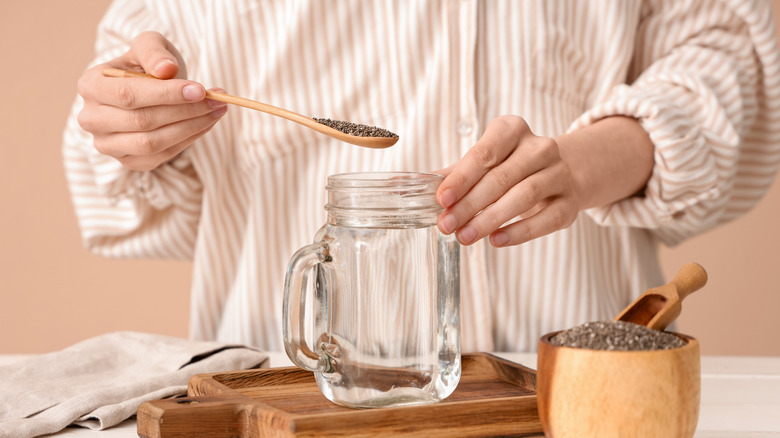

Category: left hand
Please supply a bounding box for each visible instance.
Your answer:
[436,115,580,247]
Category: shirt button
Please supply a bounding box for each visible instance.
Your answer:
[457,121,473,136]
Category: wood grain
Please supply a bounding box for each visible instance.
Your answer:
[137,353,543,438]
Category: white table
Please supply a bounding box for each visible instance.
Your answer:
[4,353,780,437]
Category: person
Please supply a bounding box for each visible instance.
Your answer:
[64,0,780,352]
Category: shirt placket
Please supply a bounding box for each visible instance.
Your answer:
[455,0,478,160]
[449,0,494,352]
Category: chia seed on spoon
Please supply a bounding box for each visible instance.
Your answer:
[314,118,398,139]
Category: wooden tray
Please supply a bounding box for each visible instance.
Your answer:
[137,352,542,437]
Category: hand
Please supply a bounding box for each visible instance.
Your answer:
[76,31,228,171]
[436,116,580,247]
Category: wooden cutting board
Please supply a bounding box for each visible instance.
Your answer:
[137,352,542,437]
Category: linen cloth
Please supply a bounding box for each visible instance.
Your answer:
[62,0,780,352]
[0,331,268,438]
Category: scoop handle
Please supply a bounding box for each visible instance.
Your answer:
[644,262,707,330]
[672,262,708,300]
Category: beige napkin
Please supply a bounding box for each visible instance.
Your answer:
[0,331,268,438]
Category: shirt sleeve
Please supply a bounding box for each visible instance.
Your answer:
[569,0,780,246]
[62,0,202,260]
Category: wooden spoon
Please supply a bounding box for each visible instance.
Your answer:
[102,68,398,149]
[614,262,707,330]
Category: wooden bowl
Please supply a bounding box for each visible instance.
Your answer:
[537,331,700,438]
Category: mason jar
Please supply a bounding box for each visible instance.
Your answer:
[283,172,461,408]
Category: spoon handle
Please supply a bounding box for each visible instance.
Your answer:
[202,91,316,128]
[100,68,397,149]
[102,67,163,79]
[101,68,313,126]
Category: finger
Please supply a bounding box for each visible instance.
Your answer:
[205,88,229,108]
[117,122,218,172]
[127,31,184,79]
[92,71,206,109]
[453,165,570,244]
[430,164,455,178]
[436,116,530,208]
[488,198,578,247]
[438,135,561,236]
[79,99,223,135]
[94,107,227,158]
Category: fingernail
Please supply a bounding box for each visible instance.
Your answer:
[153,59,175,75]
[440,214,458,234]
[207,88,228,108]
[183,84,204,101]
[439,188,457,208]
[491,232,509,247]
[458,225,477,244]
[208,99,227,109]
[211,106,228,118]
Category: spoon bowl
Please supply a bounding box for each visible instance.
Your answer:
[102,68,398,149]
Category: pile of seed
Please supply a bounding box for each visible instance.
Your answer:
[549,320,686,351]
[314,118,398,138]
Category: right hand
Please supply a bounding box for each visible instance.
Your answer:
[77,31,228,171]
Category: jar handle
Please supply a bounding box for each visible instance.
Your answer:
[283,242,329,371]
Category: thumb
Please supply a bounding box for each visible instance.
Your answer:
[126,31,185,79]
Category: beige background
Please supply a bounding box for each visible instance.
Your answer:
[1,1,779,356]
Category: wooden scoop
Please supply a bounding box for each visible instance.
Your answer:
[102,68,398,149]
[614,262,707,330]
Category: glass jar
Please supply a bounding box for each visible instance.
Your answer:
[283,172,461,408]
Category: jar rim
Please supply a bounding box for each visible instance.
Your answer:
[326,172,443,189]
[324,172,442,227]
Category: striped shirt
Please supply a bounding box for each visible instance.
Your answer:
[63,0,780,352]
